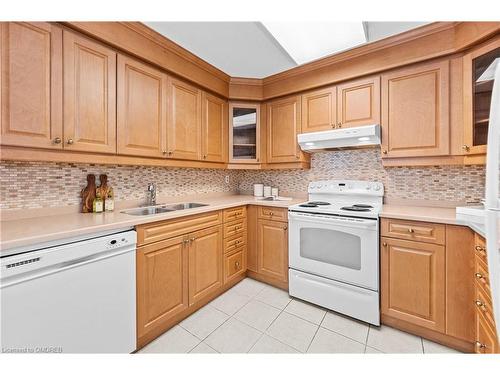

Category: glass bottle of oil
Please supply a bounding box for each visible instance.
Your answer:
[93,190,104,213]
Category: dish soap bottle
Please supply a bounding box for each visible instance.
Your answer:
[105,188,115,212]
[93,190,104,213]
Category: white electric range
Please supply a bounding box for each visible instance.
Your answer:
[288,180,384,325]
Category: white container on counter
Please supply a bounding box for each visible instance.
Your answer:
[253,184,264,197]
[263,186,272,197]
[271,187,279,197]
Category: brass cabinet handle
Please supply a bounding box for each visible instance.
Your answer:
[190,237,195,242]
[408,228,415,233]
[295,155,300,159]
[183,239,189,245]
[475,245,486,253]
[66,138,74,145]
[475,341,486,349]
[337,122,342,128]
[475,272,484,279]
[235,261,240,269]
[168,151,173,156]
[53,137,62,144]
[462,145,470,152]
[162,150,167,155]
[283,226,288,230]
[382,150,388,155]
[475,300,486,309]
[256,158,260,162]
[269,212,274,216]
[331,124,336,128]
[203,154,207,159]
[382,242,387,247]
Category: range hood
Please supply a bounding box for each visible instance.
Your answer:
[298,124,381,152]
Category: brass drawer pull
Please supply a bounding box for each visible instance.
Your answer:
[407,228,415,233]
[53,137,62,144]
[235,261,240,269]
[475,273,484,280]
[475,245,486,253]
[269,212,274,216]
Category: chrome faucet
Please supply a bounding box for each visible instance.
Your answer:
[146,183,156,206]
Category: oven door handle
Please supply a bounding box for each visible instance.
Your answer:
[288,211,377,228]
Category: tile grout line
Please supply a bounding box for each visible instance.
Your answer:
[304,310,327,353]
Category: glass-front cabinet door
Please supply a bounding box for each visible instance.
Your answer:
[229,103,260,163]
[464,38,500,155]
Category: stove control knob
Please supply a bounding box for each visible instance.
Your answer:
[366,186,371,190]
[374,185,381,191]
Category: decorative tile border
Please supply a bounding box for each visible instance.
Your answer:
[0,149,485,210]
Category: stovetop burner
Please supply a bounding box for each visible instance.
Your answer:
[341,205,372,212]
[299,201,332,208]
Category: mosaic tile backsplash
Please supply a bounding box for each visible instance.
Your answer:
[239,149,485,204]
[0,149,485,210]
[0,162,240,210]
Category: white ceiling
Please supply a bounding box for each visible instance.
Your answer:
[145,22,428,78]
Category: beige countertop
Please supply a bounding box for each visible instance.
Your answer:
[380,204,459,225]
[0,195,304,252]
[2,195,481,254]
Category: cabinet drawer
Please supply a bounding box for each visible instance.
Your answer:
[137,211,222,246]
[476,313,499,354]
[224,249,246,284]
[223,206,247,222]
[224,232,246,254]
[474,234,487,263]
[475,286,496,331]
[381,218,445,245]
[475,256,491,297]
[258,206,288,222]
[223,218,247,238]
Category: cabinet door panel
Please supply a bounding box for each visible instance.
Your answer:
[337,76,380,128]
[188,225,223,305]
[63,31,116,153]
[137,236,188,339]
[117,54,167,158]
[381,60,450,158]
[267,95,302,163]
[1,22,62,149]
[381,237,445,332]
[301,87,336,133]
[202,92,227,162]
[168,78,201,160]
[257,219,288,282]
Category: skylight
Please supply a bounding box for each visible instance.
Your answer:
[262,22,367,65]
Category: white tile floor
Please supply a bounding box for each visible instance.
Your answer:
[138,278,461,354]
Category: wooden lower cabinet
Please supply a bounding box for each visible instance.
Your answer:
[136,235,189,340]
[188,225,223,305]
[257,219,288,284]
[381,237,446,332]
[474,233,499,353]
[381,218,477,352]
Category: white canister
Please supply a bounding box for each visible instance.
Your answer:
[263,185,272,197]
[253,184,264,197]
[271,187,279,197]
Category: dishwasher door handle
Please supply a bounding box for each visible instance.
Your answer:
[0,246,135,289]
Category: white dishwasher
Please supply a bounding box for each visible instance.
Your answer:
[0,230,137,353]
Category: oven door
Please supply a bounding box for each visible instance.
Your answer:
[288,211,379,290]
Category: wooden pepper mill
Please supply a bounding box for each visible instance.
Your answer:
[81,174,97,213]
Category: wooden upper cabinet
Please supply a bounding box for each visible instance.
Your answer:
[167,78,201,160]
[301,87,336,133]
[136,235,189,339]
[381,237,446,332]
[117,54,167,158]
[201,92,227,163]
[381,60,450,158]
[63,31,116,154]
[257,219,288,283]
[188,225,223,305]
[1,22,63,149]
[463,36,500,156]
[267,95,303,163]
[337,76,380,128]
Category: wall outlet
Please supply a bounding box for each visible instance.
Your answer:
[225,175,230,184]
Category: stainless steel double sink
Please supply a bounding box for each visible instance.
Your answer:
[121,202,208,216]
